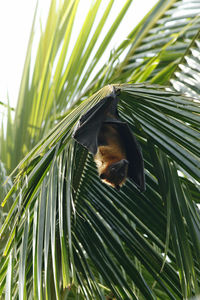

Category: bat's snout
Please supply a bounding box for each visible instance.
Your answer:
[116,159,129,179]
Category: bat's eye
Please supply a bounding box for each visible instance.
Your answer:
[100,173,106,179]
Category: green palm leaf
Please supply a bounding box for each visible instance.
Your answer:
[1,84,200,299]
[3,0,131,173]
[170,29,200,97]
[112,0,200,84]
[1,0,200,299]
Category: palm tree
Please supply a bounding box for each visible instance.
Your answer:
[0,0,200,299]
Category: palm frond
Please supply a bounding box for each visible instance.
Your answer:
[170,29,200,98]
[1,84,199,299]
[111,0,200,83]
[3,0,131,173]
[1,0,200,298]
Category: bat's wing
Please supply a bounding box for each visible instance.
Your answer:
[73,90,119,154]
[118,123,145,192]
[103,121,145,192]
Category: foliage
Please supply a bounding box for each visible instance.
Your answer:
[0,0,200,299]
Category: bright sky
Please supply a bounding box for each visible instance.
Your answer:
[0,0,158,110]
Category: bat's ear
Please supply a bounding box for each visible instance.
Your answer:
[115,185,120,191]
[100,173,106,179]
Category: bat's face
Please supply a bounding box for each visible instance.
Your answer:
[100,159,129,190]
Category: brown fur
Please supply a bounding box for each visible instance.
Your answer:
[94,124,128,189]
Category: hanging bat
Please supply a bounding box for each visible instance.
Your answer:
[73,87,145,192]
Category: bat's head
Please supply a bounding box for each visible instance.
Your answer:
[100,159,129,190]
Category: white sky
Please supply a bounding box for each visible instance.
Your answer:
[0,0,158,109]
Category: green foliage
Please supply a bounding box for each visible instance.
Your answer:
[0,0,200,299]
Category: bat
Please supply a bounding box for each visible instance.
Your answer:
[73,87,145,192]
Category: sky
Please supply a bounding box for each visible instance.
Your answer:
[0,0,158,110]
